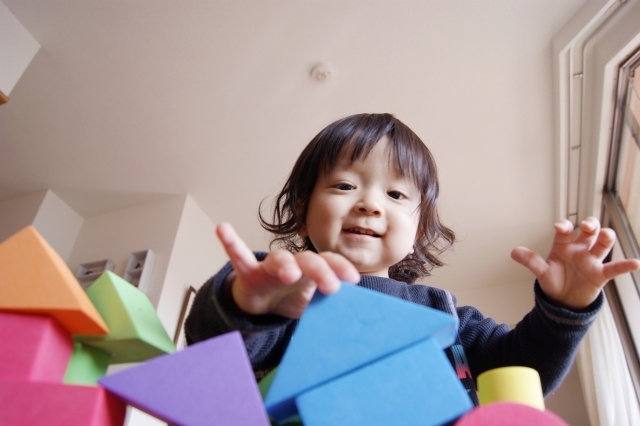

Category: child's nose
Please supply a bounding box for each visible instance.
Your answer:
[355,198,382,216]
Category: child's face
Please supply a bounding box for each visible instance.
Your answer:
[299,138,421,278]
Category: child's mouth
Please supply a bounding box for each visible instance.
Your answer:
[344,227,381,238]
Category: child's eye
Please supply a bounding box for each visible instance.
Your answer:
[335,183,354,191]
[387,191,406,200]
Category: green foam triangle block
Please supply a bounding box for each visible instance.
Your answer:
[75,271,176,363]
[259,367,278,399]
[259,368,303,426]
[64,342,111,385]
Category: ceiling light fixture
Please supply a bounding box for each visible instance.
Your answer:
[310,63,332,82]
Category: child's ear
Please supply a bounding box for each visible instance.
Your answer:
[298,224,308,238]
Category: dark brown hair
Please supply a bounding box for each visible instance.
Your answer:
[259,113,455,283]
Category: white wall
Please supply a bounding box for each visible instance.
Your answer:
[0,0,39,95]
[32,190,83,261]
[450,280,534,327]
[67,195,186,308]
[0,190,45,241]
[156,195,227,339]
[0,190,82,262]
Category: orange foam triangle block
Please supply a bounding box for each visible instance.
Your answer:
[0,311,74,382]
[0,226,109,335]
[0,382,126,426]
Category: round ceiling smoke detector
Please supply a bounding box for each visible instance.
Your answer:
[310,63,332,82]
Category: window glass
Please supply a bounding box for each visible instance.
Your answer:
[613,62,640,250]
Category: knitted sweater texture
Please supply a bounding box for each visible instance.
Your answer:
[184,252,602,395]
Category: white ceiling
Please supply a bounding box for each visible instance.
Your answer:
[0,0,589,294]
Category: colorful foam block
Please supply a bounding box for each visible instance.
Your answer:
[0,311,73,382]
[64,342,111,386]
[477,366,545,410]
[0,226,109,335]
[99,331,270,426]
[0,381,126,426]
[259,367,278,399]
[258,368,303,426]
[296,338,472,426]
[454,402,568,426]
[265,282,458,421]
[75,271,175,363]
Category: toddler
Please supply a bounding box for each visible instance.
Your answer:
[185,113,640,404]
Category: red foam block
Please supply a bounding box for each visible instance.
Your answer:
[0,382,126,426]
[454,402,568,426]
[0,312,73,382]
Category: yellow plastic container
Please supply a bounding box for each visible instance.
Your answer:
[477,366,545,410]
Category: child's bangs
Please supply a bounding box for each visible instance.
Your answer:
[318,115,433,196]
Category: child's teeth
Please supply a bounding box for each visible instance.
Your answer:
[353,227,373,235]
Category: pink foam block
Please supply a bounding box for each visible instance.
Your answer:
[0,382,126,426]
[99,331,270,426]
[0,312,73,382]
[454,402,568,426]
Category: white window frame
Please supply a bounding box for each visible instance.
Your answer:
[553,0,640,405]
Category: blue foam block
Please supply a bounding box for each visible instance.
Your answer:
[258,368,303,426]
[296,338,473,426]
[265,282,458,421]
[99,331,270,426]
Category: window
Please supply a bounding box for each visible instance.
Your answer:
[602,48,640,400]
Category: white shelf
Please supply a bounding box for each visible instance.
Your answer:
[76,259,115,290]
[124,249,155,293]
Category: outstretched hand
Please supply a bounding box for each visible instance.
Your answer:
[216,222,361,318]
[511,217,640,310]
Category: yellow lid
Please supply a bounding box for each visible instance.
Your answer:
[477,366,545,410]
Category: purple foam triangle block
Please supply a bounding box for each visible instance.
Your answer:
[99,331,270,426]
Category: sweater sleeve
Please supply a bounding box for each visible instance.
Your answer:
[457,281,602,395]
[184,252,298,372]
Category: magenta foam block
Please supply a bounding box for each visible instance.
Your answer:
[0,311,73,382]
[99,331,270,426]
[454,402,569,426]
[0,381,126,426]
[265,282,458,421]
[296,338,472,426]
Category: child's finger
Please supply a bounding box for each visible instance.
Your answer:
[511,247,548,278]
[589,228,616,260]
[216,222,258,276]
[262,250,302,284]
[552,219,575,246]
[319,252,361,285]
[574,217,601,248]
[602,258,640,281]
[294,251,342,295]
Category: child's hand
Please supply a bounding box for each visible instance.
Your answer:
[511,217,640,310]
[216,222,361,318]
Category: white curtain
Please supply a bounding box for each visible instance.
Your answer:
[577,293,640,426]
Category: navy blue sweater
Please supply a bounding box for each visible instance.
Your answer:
[185,253,602,396]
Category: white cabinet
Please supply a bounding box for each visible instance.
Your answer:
[75,259,115,289]
[124,250,155,293]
